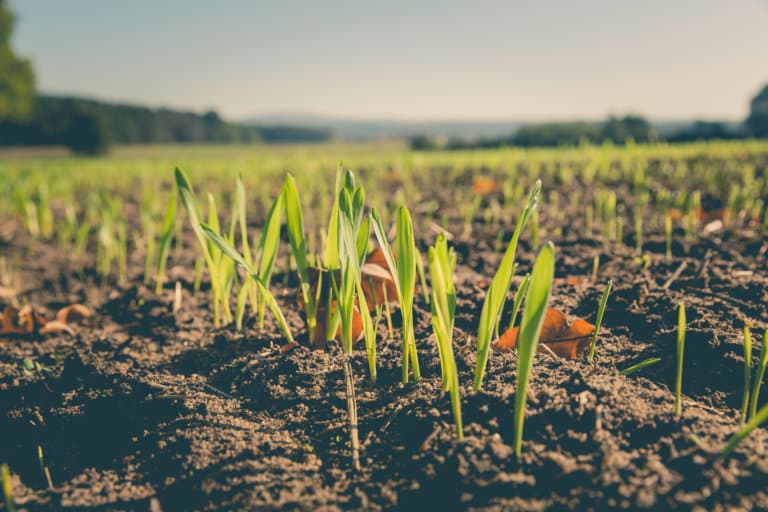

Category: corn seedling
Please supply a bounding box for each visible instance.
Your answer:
[619,357,661,376]
[721,402,768,458]
[154,186,177,294]
[1,464,14,512]
[428,233,463,439]
[675,302,686,417]
[665,214,672,260]
[175,168,231,326]
[201,225,295,346]
[740,326,752,425]
[513,241,555,456]
[749,331,768,420]
[284,174,320,342]
[474,180,540,392]
[506,273,530,331]
[371,205,421,383]
[587,279,613,362]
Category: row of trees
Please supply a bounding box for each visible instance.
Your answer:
[0,95,332,154]
[0,1,330,154]
[411,91,768,151]
[412,116,658,150]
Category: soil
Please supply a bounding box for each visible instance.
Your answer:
[2,182,768,511]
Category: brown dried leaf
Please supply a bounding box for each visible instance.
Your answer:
[494,307,594,359]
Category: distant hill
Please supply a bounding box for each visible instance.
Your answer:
[245,114,523,141]
[245,114,744,142]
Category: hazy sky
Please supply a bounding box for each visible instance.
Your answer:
[10,0,768,121]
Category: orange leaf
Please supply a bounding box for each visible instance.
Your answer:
[494,307,594,359]
[56,304,93,324]
[472,177,499,195]
[39,320,76,336]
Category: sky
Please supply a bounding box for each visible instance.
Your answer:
[9,0,768,122]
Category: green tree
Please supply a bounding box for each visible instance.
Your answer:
[0,0,35,121]
[746,84,768,138]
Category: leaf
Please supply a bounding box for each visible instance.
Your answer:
[472,176,500,195]
[360,247,398,310]
[495,307,594,359]
[55,304,93,324]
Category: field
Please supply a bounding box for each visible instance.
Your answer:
[1,141,768,510]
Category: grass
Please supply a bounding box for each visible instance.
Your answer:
[474,180,541,392]
[741,326,753,425]
[1,464,14,512]
[749,331,768,420]
[587,279,613,362]
[619,357,662,376]
[371,206,421,383]
[675,302,686,417]
[513,241,555,456]
[428,232,463,439]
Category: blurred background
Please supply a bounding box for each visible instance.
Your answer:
[0,0,767,155]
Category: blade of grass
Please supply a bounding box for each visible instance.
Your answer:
[514,241,555,456]
[474,180,541,392]
[587,279,613,362]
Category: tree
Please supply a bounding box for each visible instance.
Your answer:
[746,84,768,138]
[0,0,35,121]
[65,111,112,155]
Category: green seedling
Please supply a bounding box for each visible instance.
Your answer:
[428,233,463,439]
[749,331,768,420]
[665,214,672,260]
[371,206,421,383]
[284,174,319,342]
[587,279,613,362]
[721,402,768,458]
[474,180,540,392]
[506,273,531,331]
[675,302,686,417]
[514,242,555,456]
[1,464,14,512]
[175,168,231,326]
[619,357,661,375]
[155,186,177,294]
[740,326,753,425]
[201,225,294,346]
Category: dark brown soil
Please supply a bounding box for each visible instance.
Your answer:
[2,194,768,511]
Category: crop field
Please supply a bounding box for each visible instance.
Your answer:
[1,140,768,510]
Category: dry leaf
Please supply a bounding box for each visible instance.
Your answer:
[494,307,594,359]
[56,304,93,324]
[39,320,76,336]
[472,177,500,195]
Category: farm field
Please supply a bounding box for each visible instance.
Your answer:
[1,140,768,510]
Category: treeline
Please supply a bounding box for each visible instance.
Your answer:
[410,115,748,151]
[0,95,332,154]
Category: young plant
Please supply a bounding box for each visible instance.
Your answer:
[474,180,541,392]
[513,241,555,456]
[1,464,14,512]
[154,186,177,294]
[283,175,320,342]
[675,302,686,417]
[371,206,421,383]
[201,225,295,346]
[619,357,661,376]
[428,233,463,439]
[721,402,768,458]
[175,168,231,326]
[740,326,753,425]
[749,331,768,420]
[587,279,613,362]
[506,273,530,331]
